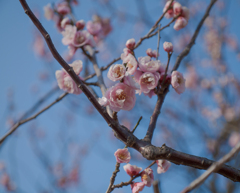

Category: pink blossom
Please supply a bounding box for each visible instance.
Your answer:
[44,4,54,20]
[163,1,175,19]
[123,164,142,176]
[171,71,186,94]
[98,97,108,106]
[121,48,132,62]
[182,7,190,20]
[55,60,83,94]
[228,132,240,147]
[86,21,102,36]
[126,38,135,50]
[61,17,71,29]
[124,54,138,75]
[163,42,173,53]
[173,17,188,31]
[56,2,70,15]
[68,45,77,56]
[123,75,140,90]
[131,182,145,193]
[156,160,171,174]
[146,48,158,58]
[138,56,161,73]
[101,83,136,112]
[107,64,126,81]
[76,20,85,30]
[138,72,160,93]
[114,148,131,163]
[141,168,154,187]
[73,30,92,47]
[62,25,77,45]
[173,2,182,16]
[101,18,112,36]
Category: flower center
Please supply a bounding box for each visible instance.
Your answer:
[116,89,126,100]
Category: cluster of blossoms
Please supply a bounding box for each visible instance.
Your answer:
[163,0,190,31]
[44,1,112,58]
[99,39,186,112]
[114,148,171,193]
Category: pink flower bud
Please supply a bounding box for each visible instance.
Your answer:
[107,64,126,81]
[73,30,92,47]
[61,17,71,29]
[44,4,54,20]
[171,71,186,94]
[146,48,158,58]
[156,160,171,174]
[182,6,190,21]
[123,164,142,176]
[138,56,161,73]
[76,20,85,30]
[173,2,182,17]
[121,48,132,62]
[103,83,136,112]
[55,60,83,94]
[126,38,135,50]
[56,2,71,15]
[141,168,154,187]
[131,182,145,193]
[163,42,173,53]
[86,21,102,36]
[163,1,175,19]
[114,148,131,163]
[124,54,138,75]
[173,17,188,31]
[62,25,77,45]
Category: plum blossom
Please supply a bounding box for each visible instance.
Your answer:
[174,17,188,31]
[163,42,173,53]
[131,182,145,193]
[76,20,85,30]
[121,48,132,62]
[114,148,131,163]
[73,30,92,47]
[126,38,135,50]
[61,17,71,29]
[138,56,161,73]
[62,25,77,45]
[141,168,154,187]
[55,60,83,94]
[137,72,160,94]
[99,83,136,112]
[123,164,142,176]
[228,132,240,147]
[124,54,138,75]
[86,21,102,36]
[56,2,70,15]
[163,1,175,19]
[156,160,171,174]
[44,4,54,20]
[107,64,126,81]
[123,75,140,90]
[146,48,158,58]
[173,2,182,16]
[171,71,186,94]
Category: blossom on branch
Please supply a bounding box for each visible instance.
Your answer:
[62,25,77,46]
[146,48,158,58]
[126,38,136,50]
[141,168,154,187]
[138,56,161,73]
[99,83,136,112]
[156,160,171,174]
[114,148,131,163]
[131,182,145,193]
[163,42,173,53]
[171,71,186,94]
[107,64,126,81]
[123,164,142,176]
[55,60,83,94]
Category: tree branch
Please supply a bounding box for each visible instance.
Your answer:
[181,141,240,193]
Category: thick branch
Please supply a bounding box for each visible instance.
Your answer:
[182,141,240,193]
[172,0,217,71]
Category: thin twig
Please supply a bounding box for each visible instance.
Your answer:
[181,141,240,193]
[172,0,218,71]
[0,92,68,145]
[156,24,161,61]
[153,180,160,193]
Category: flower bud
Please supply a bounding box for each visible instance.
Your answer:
[163,42,173,53]
[126,38,135,50]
